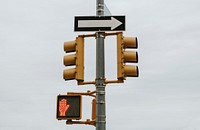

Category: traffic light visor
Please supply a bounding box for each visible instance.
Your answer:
[124,65,139,77]
[123,37,138,49]
[64,41,76,53]
[63,68,76,80]
[63,54,76,66]
[123,51,138,63]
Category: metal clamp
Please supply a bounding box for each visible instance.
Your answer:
[96,100,105,104]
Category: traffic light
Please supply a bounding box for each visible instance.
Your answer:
[117,32,139,81]
[56,95,82,120]
[63,36,84,83]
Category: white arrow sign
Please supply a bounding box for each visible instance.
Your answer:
[78,17,123,30]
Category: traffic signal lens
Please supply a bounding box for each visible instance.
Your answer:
[57,95,82,120]
[59,99,70,116]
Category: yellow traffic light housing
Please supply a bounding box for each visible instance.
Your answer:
[63,36,84,83]
[117,32,139,81]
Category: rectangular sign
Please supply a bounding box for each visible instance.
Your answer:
[56,95,82,120]
[74,16,125,31]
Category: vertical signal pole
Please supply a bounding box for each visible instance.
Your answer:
[96,0,106,130]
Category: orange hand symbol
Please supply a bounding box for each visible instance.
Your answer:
[59,99,70,116]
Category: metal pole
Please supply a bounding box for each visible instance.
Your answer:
[96,0,106,130]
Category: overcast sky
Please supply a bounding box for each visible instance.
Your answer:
[1,0,200,130]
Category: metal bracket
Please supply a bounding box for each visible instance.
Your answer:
[105,79,124,84]
[76,32,127,86]
[65,91,97,127]
[67,90,96,98]
[66,119,96,126]
[96,100,105,104]
[96,91,105,95]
